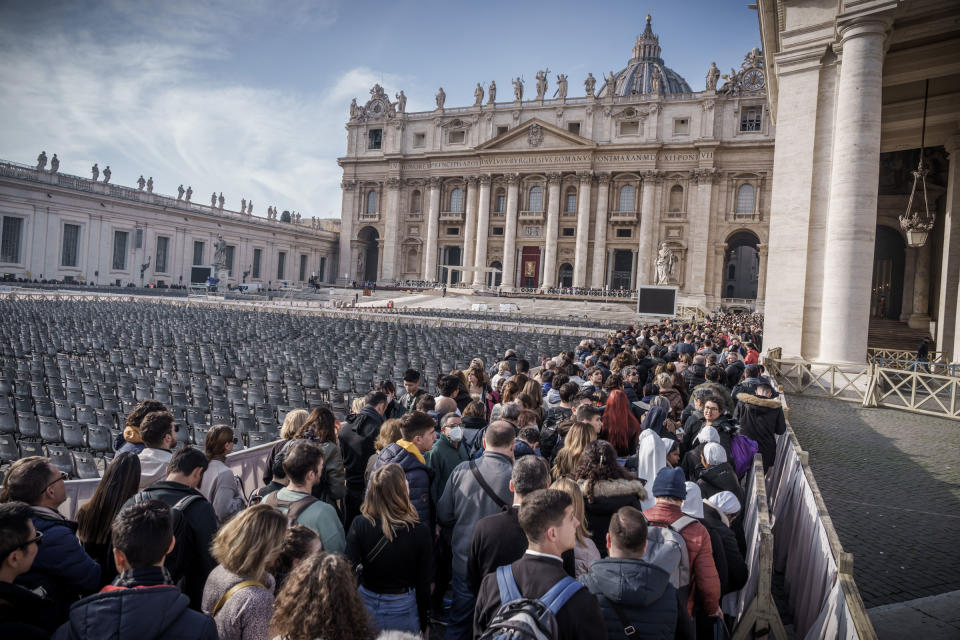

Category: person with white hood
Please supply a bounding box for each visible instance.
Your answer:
[701,490,748,595]
[681,425,720,480]
[635,429,665,510]
[697,443,745,507]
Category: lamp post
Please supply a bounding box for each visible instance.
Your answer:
[900,79,934,248]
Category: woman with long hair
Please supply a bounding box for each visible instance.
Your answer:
[551,421,597,481]
[572,439,647,556]
[296,406,346,509]
[656,372,685,421]
[550,477,601,576]
[467,365,496,417]
[365,417,402,485]
[200,425,246,523]
[270,551,376,640]
[268,525,320,592]
[264,408,309,485]
[202,504,288,640]
[600,389,642,457]
[75,452,141,586]
[345,463,432,635]
[522,379,545,417]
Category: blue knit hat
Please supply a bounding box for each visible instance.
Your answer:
[652,467,687,499]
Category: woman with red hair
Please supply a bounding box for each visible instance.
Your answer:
[601,389,642,457]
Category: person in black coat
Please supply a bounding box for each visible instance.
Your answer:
[696,444,745,507]
[474,489,606,640]
[0,501,60,639]
[339,392,387,526]
[733,385,786,472]
[370,412,436,532]
[702,496,747,594]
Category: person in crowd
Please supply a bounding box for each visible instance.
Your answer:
[268,525,320,592]
[426,412,469,506]
[264,440,345,553]
[635,429,666,510]
[460,400,488,450]
[366,418,402,484]
[416,393,436,414]
[398,368,429,414]
[734,383,786,472]
[377,380,406,419]
[202,504,287,640]
[52,500,217,640]
[552,421,597,481]
[263,409,309,486]
[129,446,218,610]
[706,490,747,555]
[137,410,178,487]
[540,382,578,459]
[581,365,605,395]
[251,449,288,505]
[697,489,747,596]
[550,477,601,577]
[0,501,58,639]
[644,467,721,621]
[576,403,604,435]
[684,396,736,457]
[371,411,436,531]
[270,551,377,640]
[474,489,607,640]
[490,360,512,389]
[581,506,678,639]
[681,482,729,605]
[346,463,433,635]
[340,390,388,526]
[437,420,516,640]
[601,388,642,457]
[514,425,540,459]
[115,399,167,455]
[655,372,684,421]
[730,363,773,403]
[697,443,745,506]
[663,438,681,468]
[682,424,720,480]
[682,354,708,391]
[0,457,100,621]
[200,425,245,523]
[76,452,141,586]
[573,440,647,555]
[297,407,347,510]
[724,351,746,389]
[467,365,496,417]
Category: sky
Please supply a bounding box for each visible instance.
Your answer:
[0,0,761,220]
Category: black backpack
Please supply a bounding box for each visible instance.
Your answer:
[479,565,583,640]
[133,491,203,582]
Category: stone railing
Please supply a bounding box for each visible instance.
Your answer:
[721,298,757,311]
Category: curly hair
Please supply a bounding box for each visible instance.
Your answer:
[571,439,633,502]
[269,551,376,640]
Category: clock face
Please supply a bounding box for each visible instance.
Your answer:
[743,68,765,91]
[371,100,383,114]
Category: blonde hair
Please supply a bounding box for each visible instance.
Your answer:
[656,372,674,389]
[351,396,366,414]
[281,409,309,440]
[374,418,403,452]
[551,422,597,481]
[551,477,592,545]
[210,504,287,581]
[361,463,419,541]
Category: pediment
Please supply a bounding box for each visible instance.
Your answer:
[476,118,596,151]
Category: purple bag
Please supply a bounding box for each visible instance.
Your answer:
[730,433,759,478]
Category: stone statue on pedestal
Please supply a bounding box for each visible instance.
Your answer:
[706,62,720,91]
[91,164,99,181]
[247,200,252,215]
[177,185,185,200]
[349,98,359,120]
[213,234,227,271]
[650,67,662,94]
[535,69,549,99]
[656,242,677,285]
[218,193,224,209]
[395,91,406,113]
[50,154,59,174]
[137,175,146,190]
[102,166,111,183]
[436,87,446,109]
[36,151,47,171]
[146,177,153,193]
[211,192,217,207]
[474,83,484,106]
[513,77,524,101]
[185,186,192,201]
[585,73,596,97]
[555,74,568,99]
[488,80,496,104]
[241,199,246,214]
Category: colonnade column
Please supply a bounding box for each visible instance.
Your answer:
[818,17,890,364]
[572,172,592,287]
[337,180,356,284]
[423,178,441,281]
[636,172,658,285]
[937,134,960,357]
[907,242,931,329]
[590,173,611,288]
[501,174,520,291]
[472,175,492,287]
[462,176,479,280]
[713,243,727,303]
[688,169,716,305]
[756,244,768,307]
[541,173,562,290]
[380,177,401,282]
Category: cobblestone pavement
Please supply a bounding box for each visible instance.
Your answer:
[785,395,960,607]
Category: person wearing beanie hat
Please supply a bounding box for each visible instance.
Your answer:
[651,467,687,500]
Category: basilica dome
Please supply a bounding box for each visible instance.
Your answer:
[599,15,692,97]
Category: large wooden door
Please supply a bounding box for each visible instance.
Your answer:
[520,246,541,288]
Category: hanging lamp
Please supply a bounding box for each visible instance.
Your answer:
[899,79,934,247]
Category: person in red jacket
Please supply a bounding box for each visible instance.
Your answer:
[643,466,722,620]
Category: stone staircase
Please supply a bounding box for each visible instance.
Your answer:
[868,318,932,351]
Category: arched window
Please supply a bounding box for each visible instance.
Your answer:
[410,190,421,213]
[528,186,543,211]
[618,185,635,212]
[449,187,464,212]
[669,185,683,212]
[565,187,577,213]
[365,190,378,214]
[728,264,735,279]
[494,188,506,213]
[736,184,755,214]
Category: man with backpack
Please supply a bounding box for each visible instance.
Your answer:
[540,382,578,460]
[263,440,345,553]
[340,390,388,526]
[474,489,606,640]
[127,446,218,610]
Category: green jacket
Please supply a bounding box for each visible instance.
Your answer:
[425,434,469,506]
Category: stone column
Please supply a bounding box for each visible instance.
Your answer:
[573,172,593,287]
[462,176,479,278]
[423,178,441,281]
[541,173,562,289]
[713,243,727,303]
[937,134,960,357]
[472,175,492,286]
[337,181,356,284]
[501,174,520,291]
[818,17,890,364]
[636,172,658,285]
[908,242,930,328]
[756,244,768,303]
[590,173,611,288]
[687,169,716,305]
[380,177,402,282]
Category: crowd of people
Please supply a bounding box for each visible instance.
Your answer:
[0,313,788,639]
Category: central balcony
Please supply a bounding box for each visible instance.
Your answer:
[609,210,638,223]
[439,211,464,223]
[518,210,545,222]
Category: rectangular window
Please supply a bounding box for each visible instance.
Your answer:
[446,227,460,235]
[155,236,169,273]
[567,122,581,135]
[495,195,506,213]
[620,121,639,135]
[1,216,23,263]
[112,231,128,270]
[192,241,204,265]
[740,107,762,132]
[615,228,632,238]
[413,133,425,148]
[299,254,308,281]
[135,228,143,249]
[496,125,509,136]
[225,246,235,276]
[319,256,326,281]
[673,118,690,135]
[565,193,577,213]
[448,130,465,144]
[61,223,80,267]
[252,248,262,279]
[492,226,504,236]
[368,129,382,150]
[562,227,575,237]
[277,251,286,280]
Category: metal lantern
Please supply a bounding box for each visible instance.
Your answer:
[899,79,934,248]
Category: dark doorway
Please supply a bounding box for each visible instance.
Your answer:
[357,226,379,282]
[724,231,760,299]
[872,225,905,320]
[558,263,573,288]
[488,261,502,287]
[441,246,462,284]
[611,250,633,290]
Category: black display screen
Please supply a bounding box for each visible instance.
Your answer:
[637,287,677,316]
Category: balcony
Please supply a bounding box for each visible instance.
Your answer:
[609,210,638,224]
[518,210,544,222]
[439,211,464,223]
[359,212,380,222]
[663,210,686,220]
[407,211,423,221]
[726,210,762,223]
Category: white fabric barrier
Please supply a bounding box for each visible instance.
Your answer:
[61,441,278,519]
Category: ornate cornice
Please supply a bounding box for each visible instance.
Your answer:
[478,174,493,186]
[505,173,521,185]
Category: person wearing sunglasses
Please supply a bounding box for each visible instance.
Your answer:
[0,500,58,639]
[0,457,101,624]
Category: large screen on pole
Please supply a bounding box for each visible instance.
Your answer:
[637,286,678,316]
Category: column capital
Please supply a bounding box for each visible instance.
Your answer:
[505,173,521,185]
[643,170,663,183]
[596,172,612,185]
[386,177,402,189]
[478,174,493,186]
[466,175,479,186]
[427,176,442,189]
[577,170,593,183]
[944,133,960,157]
[547,172,562,185]
[837,12,895,42]
[341,180,358,191]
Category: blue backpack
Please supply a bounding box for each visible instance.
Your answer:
[479,565,583,640]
